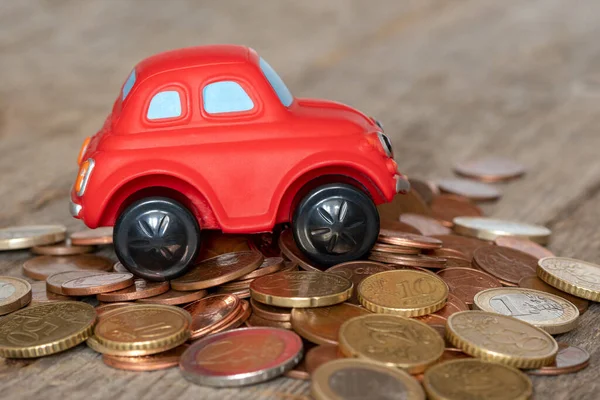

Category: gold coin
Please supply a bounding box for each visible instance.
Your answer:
[0,225,67,250]
[423,359,532,400]
[312,358,425,400]
[93,304,191,356]
[446,311,558,368]
[0,276,32,315]
[473,287,579,334]
[537,257,600,301]
[358,270,448,317]
[338,314,445,374]
[250,271,352,308]
[0,301,96,358]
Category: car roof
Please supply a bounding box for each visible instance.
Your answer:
[135,45,251,80]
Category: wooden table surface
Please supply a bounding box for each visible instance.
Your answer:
[1,1,599,399]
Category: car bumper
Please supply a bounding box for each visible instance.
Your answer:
[395,174,410,194]
[70,198,82,218]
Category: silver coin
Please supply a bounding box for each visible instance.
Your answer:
[179,327,303,387]
[473,288,579,334]
[0,225,67,250]
[437,178,501,201]
[453,217,551,244]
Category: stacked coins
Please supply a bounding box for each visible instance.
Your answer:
[2,155,598,399]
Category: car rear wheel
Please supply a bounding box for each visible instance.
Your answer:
[114,197,200,281]
[292,183,379,266]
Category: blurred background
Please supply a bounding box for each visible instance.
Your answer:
[1,0,600,253]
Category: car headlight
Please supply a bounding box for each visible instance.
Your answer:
[75,158,95,196]
[377,132,393,158]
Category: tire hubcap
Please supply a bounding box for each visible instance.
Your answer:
[307,199,366,255]
[128,211,186,268]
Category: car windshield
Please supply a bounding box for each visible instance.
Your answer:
[259,57,293,107]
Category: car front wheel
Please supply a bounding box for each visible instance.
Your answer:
[292,183,379,266]
[114,197,200,281]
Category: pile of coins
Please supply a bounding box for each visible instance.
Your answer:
[0,155,596,399]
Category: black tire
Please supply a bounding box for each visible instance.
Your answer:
[114,197,200,281]
[292,183,379,266]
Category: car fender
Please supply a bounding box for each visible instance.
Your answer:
[91,159,223,229]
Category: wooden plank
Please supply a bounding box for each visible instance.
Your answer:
[1,0,600,399]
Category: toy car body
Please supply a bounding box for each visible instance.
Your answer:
[71,45,409,280]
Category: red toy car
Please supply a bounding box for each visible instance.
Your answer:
[70,45,409,280]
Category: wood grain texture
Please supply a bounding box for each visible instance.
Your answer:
[1,0,600,399]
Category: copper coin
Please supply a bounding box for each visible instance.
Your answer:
[183,294,240,340]
[494,237,554,259]
[46,270,112,295]
[437,267,502,306]
[526,343,589,376]
[433,292,469,319]
[440,348,472,362]
[215,287,251,299]
[425,247,469,260]
[473,245,537,286]
[445,257,474,269]
[408,178,440,205]
[305,345,343,374]
[179,327,303,387]
[61,273,134,296]
[437,178,501,202]
[518,275,589,314]
[431,195,483,227]
[399,214,452,236]
[250,298,292,322]
[430,234,488,260]
[219,278,255,291]
[245,314,293,330]
[369,253,446,269]
[113,261,129,273]
[95,302,135,318]
[211,300,251,334]
[103,344,189,371]
[70,227,113,245]
[171,251,263,291]
[378,230,442,249]
[96,278,170,302]
[31,241,94,256]
[291,303,371,345]
[372,243,421,255]
[235,257,284,280]
[29,281,72,304]
[325,261,395,304]
[137,288,208,306]
[377,190,432,221]
[413,314,448,325]
[454,156,526,182]
[278,230,324,272]
[379,219,422,235]
[284,355,310,380]
[197,231,252,260]
[23,254,113,280]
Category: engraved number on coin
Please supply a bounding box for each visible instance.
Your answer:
[396,278,436,299]
[7,316,59,345]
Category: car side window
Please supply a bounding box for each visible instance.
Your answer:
[202,81,254,114]
[147,91,182,120]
